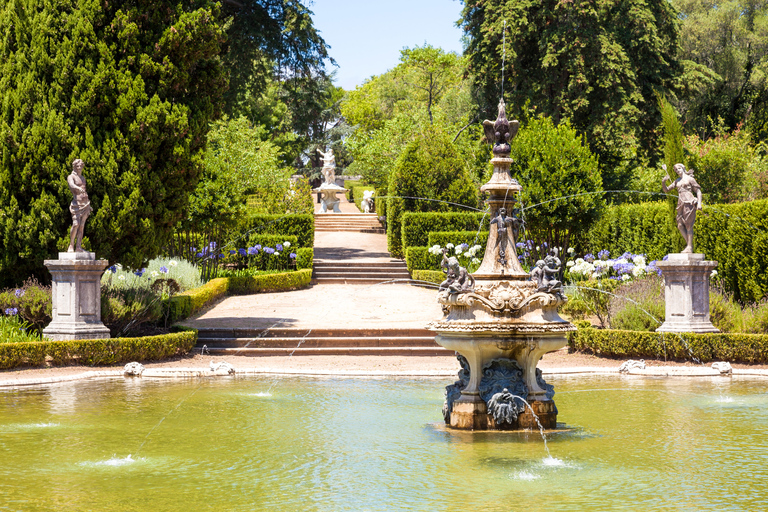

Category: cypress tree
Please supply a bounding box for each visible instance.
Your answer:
[0,0,226,286]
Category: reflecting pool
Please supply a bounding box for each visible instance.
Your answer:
[1,375,767,511]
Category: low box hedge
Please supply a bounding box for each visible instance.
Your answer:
[427,230,489,249]
[167,269,313,323]
[401,212,488,250]
[568,326,768,364]
[296,248,314,270]
[405,246,441,273]
[412,269,444,285]
[0,330,197,369]
[237,213,314,248]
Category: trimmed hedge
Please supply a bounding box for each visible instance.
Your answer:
[402,212,488,250]
[587,199,768,302]
[167,269,313,323]
[568,326,768,363]
[428,230,490,249]
[405,246,441,273]
[227,268,312,295]
[296,248,314,270]
[236,214,314,248]
[0,330,197,369]
[247,234,299,249]
[412,269,444,285]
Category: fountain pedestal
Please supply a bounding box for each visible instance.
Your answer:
[428,100,575,431]
[656,253,719,333]
[313,184,348,213]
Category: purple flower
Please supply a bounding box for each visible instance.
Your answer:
[597,249,610,260]
[516,242,526,249]
[275,243,283,251]
[254,244,262,250]
[134,268,146,277]
[190,247,197,253]
[542,242,548,248]
[265,247,275,254]
[159,266,169,274]
[247,246,259,255]
[583,253,595,263]
[209,241,217,250]
[4,307,18,316]
[14,289,24,298]
[662,255,669,261]
[238,248,247,256]
[229,250,236,255]
[196,252,204,258]
[290,252,297,259]
[620,251,633,260]
[109,265,117,273]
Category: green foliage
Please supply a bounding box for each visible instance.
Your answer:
[234,214,314,249]
[587,199,768,302]
[659,95,685,171]
[0,278,51,333]
[411,270,444,286]
[226,269,312,295]
[101,258,201,293]
[684,127,768,203]
[101,287,163,338]
[387,128,479,258]
[296,248,314,270]
[405,247,440,273]
[0,331,197,369]
[568,326,768,363]
[607,275,667,331]
[564,279,621,328]
[0,0,227,287]
[167,278,229,324]
[0,315,41,344]
[401,213,488,250]
[511,117,604,252]
[462,0,682,186]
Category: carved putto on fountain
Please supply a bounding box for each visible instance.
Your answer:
[428,99,575,431]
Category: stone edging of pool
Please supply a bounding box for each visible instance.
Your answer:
[1,366,767,388]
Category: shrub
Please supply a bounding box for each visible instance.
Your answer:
[0,330,197,370]
[411,269,444,285]
[510,116,604,252]
[586,202,679,260]
[167,278,229,324]
[568,326,768,364]
[401,212,488,249]
[226,269,312,295]
[101,287,164,337]
[428,231,489,250]
[0,315,41,344]
[218,235,299,272]
[296,248,314,270]
[405,247,440,273]
[387,128,479,258]
[101,258,201,293]
[607,275,666,331]
[0,278,52,333]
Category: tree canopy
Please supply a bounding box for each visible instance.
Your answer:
[0,0,227,286]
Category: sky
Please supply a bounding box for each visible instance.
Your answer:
[309,0,466,91]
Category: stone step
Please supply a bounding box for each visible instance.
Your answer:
[313,262,405,268]
[312,277,414,285]
[196,346,452,356]
[313,271,411,279]
[196,336,438,348]
[196,327,434,338]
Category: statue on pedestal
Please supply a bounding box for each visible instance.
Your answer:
[317,147,336,185]
[490,207,523,266]
[67,159,93,253]
[661,163,702,254]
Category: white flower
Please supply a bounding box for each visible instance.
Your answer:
[118,275,126,281]
[471,258,480,265]
[283,241,291,248]
[616,258,629,265]
[566,260,575,268]
[428,245,442,255]
[631,266,645,277]
[632,255,646,266]
[567,247,575,254]
[536,246,540,251]
[275,251,281,256]
[151,270,159,278]
[621,274,631,281]
[464,252,472,258]
[711,270,718,278]
[169,260,178,267]
[115,263,123,270]
[445,243,454,249]
[455,247,463,255]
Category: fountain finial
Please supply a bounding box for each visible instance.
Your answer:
[483,99,519,156]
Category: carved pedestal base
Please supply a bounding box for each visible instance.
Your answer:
[449,394,558,431]
[450,395,489,430]
[518,399,557,430]
[656,253,719,333]
[42,252,110,341]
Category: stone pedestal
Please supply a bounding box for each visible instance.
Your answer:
[42,252,111,341]
[313,184,348,213]
[656,253,719,333]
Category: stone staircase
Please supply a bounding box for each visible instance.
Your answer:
[314,213,384,234]
[194,327,452,356]
[312,260,411,285]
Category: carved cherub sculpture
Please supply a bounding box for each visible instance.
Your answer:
[439,249,475,293]
[490,207,523,266]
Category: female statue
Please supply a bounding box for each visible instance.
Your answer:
[661,163,703,254]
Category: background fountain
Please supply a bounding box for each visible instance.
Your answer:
[428,100,575,430]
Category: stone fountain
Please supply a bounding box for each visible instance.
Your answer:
[428,100,575,430]
[312,147,348,213]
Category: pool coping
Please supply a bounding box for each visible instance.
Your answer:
[1,365,766,388]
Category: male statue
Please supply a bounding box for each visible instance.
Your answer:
[67,159,93,253]
[661,163,702,254]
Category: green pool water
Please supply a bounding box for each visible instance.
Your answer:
[1,375,767,511]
